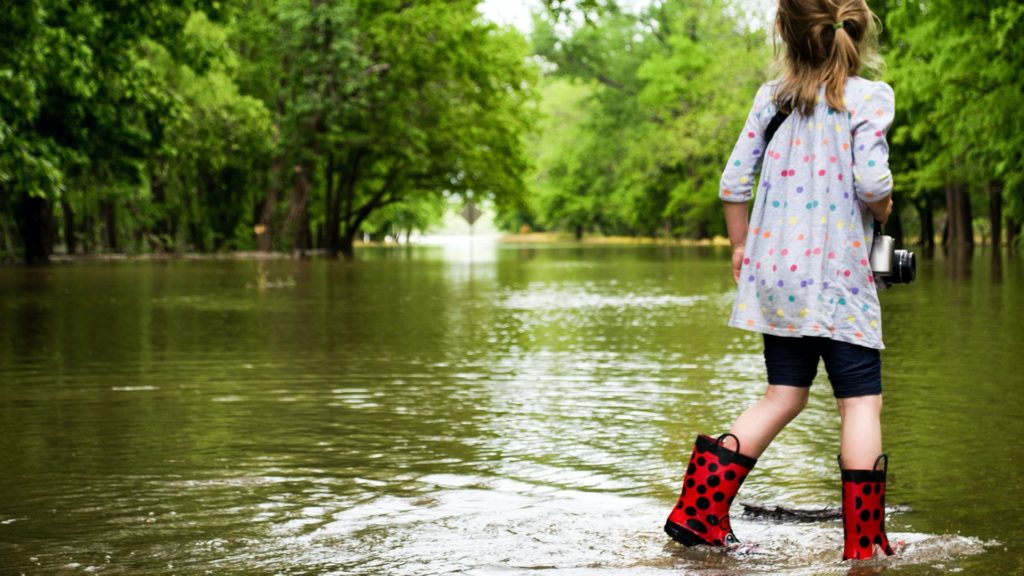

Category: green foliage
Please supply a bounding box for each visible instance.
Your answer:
[527,0,1022,245]
[229,0,538,256]
[2,0,1020,261]
[0,0,537,261]
[885,0,1023,238]
[527,0,769,239]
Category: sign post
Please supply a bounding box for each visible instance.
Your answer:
[460,202,482,236]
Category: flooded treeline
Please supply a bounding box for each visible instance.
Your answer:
[1,0,1021,264]
[1,0,534,263]
[525,0,1023,250]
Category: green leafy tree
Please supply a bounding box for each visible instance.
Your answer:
[0,0,231,263]
[142,12,274,252]
[232,0,537,258]
[887,0,1024,248]
[529,0,769,239]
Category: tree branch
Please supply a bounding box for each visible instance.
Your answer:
[343,159,405,234]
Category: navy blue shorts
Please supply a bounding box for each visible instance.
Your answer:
[762,334,882,398]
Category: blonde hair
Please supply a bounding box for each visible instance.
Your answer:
[773,0,884,115]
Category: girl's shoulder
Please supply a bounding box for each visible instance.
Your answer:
[751,80,782,114]
[747,78,894,121]
[844,76,894,102]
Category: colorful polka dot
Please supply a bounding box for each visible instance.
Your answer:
[726,82,890,346]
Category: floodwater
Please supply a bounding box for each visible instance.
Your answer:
[1,240,1021,575]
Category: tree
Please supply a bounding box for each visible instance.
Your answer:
[0,0,231,263]
[887,0,1024,249]
[233,0,538,258]
[528,0,769,239]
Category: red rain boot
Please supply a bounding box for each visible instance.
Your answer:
[840,454,895,560]
[665,433,757,546]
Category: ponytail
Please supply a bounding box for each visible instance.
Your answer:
[773,0,882,115]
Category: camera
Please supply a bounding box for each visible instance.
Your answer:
[869,230,916,287]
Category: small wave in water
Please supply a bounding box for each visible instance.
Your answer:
[266,473,990,575]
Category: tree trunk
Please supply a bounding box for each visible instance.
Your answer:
[328,150,364,259]
[339,227,356,259]
[150,160,171,252]
[944,182,973,247]
[257,155,284,252]
[988,181,1003,248]
[887,197,903,246]
[1007,216,1019,253]
[301,203,312,253]
[574,225,583,241]
[0,201,12,257]
[189,222,203,252]
[335,159,403,259]
[61,198,76,255]
[189,184,205,252]
[100,199,118,252]
[916,197,935,249]
[81,206,95,254]
[16,194,53,265]
[284,163,311,256]
[695,218,709,241]
[324,153,338,257]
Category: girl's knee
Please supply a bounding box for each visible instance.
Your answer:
[764,385,809,418]
[837,393,883,414]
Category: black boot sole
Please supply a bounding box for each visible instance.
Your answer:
[664,520,706,546]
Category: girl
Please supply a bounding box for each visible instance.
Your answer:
[664,0,896,561]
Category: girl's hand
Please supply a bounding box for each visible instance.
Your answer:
[732,247,745,284]
[866,196,893,224]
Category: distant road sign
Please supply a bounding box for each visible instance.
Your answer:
[460,202,482,226]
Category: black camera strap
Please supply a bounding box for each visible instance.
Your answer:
[764,109,790,147]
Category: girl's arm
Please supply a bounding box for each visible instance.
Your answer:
[720,85,769,282]
[852,82,896,221]
[865,196,893,224]
[724,202,748,283]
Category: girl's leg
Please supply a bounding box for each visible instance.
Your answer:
[727,384,810,458]
[836,393,893,559]
[666,384,807,546]
[836,393,883,469]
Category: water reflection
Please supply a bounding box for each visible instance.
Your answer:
[0,244,1018,574]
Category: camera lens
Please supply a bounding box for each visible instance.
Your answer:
[893,250,916,284]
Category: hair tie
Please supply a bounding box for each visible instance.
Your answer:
[833,21,844,30]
